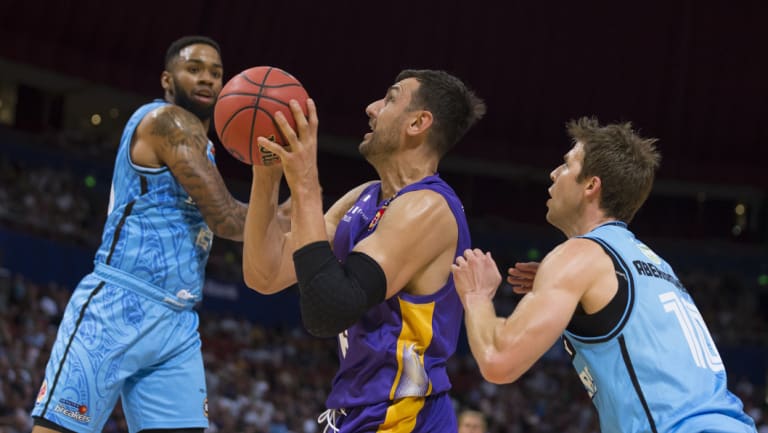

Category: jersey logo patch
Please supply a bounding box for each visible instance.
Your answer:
[578,365,597,398]
[196,227,213,250]
[636,242,661,265]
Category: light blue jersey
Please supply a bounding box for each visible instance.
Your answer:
[563,222,756,433]
[95,99,214,308]
[32,101,213,432]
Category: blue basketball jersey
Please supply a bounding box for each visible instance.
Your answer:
[563,222,756,433]
[32,100,213,432]
[327,174,470,414]
[94,100,214,308]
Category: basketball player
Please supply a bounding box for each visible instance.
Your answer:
[31,36,253,433]
[242,70,486,432]
[451,118,757,432]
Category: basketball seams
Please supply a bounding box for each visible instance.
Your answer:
[217,93,295,107]
[246,69,267,164]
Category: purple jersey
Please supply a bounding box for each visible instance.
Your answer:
[327,174,470,410]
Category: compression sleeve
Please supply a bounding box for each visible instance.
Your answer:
[293,241,387,338]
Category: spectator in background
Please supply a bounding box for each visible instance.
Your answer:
[457,409,487,433]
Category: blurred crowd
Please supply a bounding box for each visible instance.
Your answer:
[1,130,767,432]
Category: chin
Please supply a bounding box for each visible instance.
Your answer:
[545,207,556,225]
[358,142,371,157]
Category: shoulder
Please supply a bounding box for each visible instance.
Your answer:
[390,188,451,216]
[350,180,379,197]
[138,104,204,137]
[336,180,378,205]
[378,188,454,234]
[543,238,607,269]
[325,180,379,226]
[536,237,612,292]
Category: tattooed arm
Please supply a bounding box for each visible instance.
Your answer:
[131,105,247,241]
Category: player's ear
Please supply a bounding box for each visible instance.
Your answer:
[406,110,433,137]
[585,175,601,197]
[161,71,172,94]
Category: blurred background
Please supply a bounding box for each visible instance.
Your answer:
[0,1,766,432]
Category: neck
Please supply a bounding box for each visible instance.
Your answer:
[370,152,438,200]
[581,216,619,236]
[562,207,617,238]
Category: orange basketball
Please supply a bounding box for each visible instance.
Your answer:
[214,66,309,165]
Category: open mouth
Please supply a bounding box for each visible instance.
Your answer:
[193,89,214,103]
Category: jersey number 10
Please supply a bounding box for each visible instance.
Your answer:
[659,291,724,372]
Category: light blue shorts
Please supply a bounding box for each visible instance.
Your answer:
[31,274,208,432]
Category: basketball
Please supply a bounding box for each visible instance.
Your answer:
[214,66,309,165]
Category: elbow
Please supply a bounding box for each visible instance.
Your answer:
[242,269,283,295]
[242,253,264,291]
[299,296,359,338]
[211,222,244,241]
[477,354,522,385]
[303,322,339,339]
[242,269,267,293]
[242,255,280,294]
[301,309,345,338]
[480,368,519,385]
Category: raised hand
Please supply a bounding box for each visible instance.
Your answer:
[451,248,502,302]
[256,98,319,192]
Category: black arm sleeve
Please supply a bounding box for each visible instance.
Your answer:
[293,241,387,338]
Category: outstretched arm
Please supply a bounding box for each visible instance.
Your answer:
[137,105,247,240]
[452,240,604,384]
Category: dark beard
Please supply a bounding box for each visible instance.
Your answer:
[172,81,216,122]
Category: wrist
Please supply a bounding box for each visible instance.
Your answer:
[461,291,494,310]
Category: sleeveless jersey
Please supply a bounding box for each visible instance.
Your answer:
[327,174,470,409]
[564,222,756,433]
[93,100,215,309]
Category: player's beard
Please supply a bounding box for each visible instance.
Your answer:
[171,79,216,122]
[360,124,399,160]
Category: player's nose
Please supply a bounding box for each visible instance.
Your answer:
[365,99,383,118]
[549,164,561,181]
[198,70,216,85]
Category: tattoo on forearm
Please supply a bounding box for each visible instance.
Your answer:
[150,108,247,239]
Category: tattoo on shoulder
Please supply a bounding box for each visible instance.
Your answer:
[149,107,208,151]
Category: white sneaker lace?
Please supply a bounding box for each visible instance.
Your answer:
[317,408,348,433]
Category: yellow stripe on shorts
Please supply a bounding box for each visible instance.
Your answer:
[377,396,426,433]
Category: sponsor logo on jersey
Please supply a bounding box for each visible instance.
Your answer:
[35,380,47,404]
[54,399,91,423]
[578,365,598,398]
[636,242,661,265]
[195,227,214,250]
[176,289,197,301]
[204,397,209,418]
[342,204,366,223]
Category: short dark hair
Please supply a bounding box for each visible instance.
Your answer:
[567,116,661,223]
[396,69,486,157]
[165,35,221,69]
